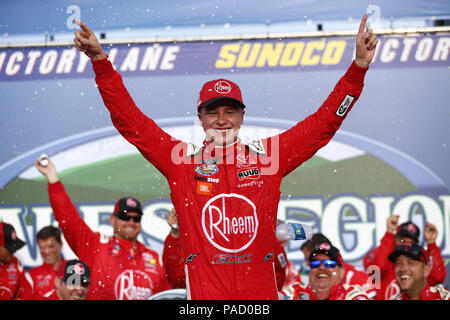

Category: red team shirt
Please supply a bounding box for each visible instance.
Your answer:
[0,257,27,300]
[364,232,447,300]
[47,181,170,300]
[284,281,370,300]
[22,261,66,299]
[92,57,368,299]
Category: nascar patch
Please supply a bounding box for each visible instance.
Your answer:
[195,163,219,176]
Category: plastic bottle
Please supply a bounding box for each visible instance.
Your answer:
[276,222,313,240]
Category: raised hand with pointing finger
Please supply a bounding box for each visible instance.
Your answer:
[355,14,378,68]
[73,20,106,61]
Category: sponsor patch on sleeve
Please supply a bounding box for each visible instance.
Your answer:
[335,94,354,117]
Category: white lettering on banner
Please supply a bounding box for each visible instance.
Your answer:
[107,48,118,69]
[56,49,77,74]
[433,38,450,61]
[201,193,259,253]
[5,51,23,75]
[160,46,180,70]
[1,193,449,267]
[76,52,91,73]
[0,52,6,72]
[393,195,444,246]
[140,46,163,71]
[25,51,42,75]
[369,196,395,244]
[321,196,374,261]
[39,50,58,75]
[400,38,417,62]
[120,47,140,72]
[380,38,399,63]
[415,37,434,62]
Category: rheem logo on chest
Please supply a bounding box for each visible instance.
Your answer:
[201,193,259,253]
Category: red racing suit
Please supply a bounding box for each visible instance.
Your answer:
[283,281,370,300]
[363,232,447,300]
[21,261,66,300]
[93,57,368,299]
[0,257,28,300]
[342,262,377,299]
[47,181,170,300]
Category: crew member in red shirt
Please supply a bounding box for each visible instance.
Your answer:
[35,158,170,300]
[364,216,446,299]
[388,243,449,300]
[284,243,369,300]
[21,226,67,299]
[0,222,27,300]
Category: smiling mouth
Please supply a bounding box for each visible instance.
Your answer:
[317,274,329,279]
[400,275,410,281]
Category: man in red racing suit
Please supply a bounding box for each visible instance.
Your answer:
[73,15,377,299]
[35,159,170,300]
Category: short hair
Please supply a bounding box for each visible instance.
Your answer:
[300,233,332,251]
[37,226,62,244]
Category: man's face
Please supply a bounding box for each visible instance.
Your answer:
[394,255,430,292]
[198,105,245,146]
[110,211,142,241]
[38,237,62,265]
[309,253,343,295]
[394,236,416,246]
[55,278,89,300]
[0,245,12,263]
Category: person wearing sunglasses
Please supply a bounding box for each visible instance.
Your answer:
[286,243,369,300]
[388,243,449,300]
[35,157,170,300]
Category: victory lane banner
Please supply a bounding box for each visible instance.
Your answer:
[0,34,449,81]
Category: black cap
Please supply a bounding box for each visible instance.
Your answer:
[396,221,420,243]
[388,243,428,264]
[113,197,143,216]
[58,260,91,285]
[309,242,343,266]
[0,222,26,253]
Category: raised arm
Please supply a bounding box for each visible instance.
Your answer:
[72,20,182,180]
[272,14,378,177]
[35,158,97,262]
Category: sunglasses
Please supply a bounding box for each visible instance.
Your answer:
[114,212,141,223]
[310,259,338,269]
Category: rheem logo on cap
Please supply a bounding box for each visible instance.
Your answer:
[319,243,331,250]
[74,263,85,274]
[126,197,137,208]
[214,81,232,94]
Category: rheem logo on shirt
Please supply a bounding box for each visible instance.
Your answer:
[201,193,259,253]
[114,270,154,300]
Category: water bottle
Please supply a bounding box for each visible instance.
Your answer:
[276,222,313,240]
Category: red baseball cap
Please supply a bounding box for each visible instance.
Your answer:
[197,79,246,112]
